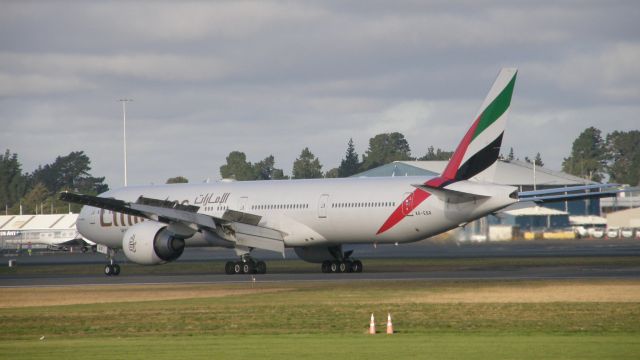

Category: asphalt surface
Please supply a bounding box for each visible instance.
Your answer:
[2,239,639,287]
[2,265,640,288]
[4,238,640,265]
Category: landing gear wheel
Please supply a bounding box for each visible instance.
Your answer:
[233,262,243,274]
[321,260,331,273]
[330,261,340,273]
[344,260,353,273]
[242,262,254,274]
[104,264,113,276]
[225,261,235,275]
[351,260,363,273]
[338,261,348,273]
[256,261,267,274]
[112,264,121,276]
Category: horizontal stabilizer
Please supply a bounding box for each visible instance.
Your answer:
[413,182,491,202]
[517,184,623,204]
[521,190,623,204]
[518,184,619,198]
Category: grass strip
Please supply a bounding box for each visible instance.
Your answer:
[1,334,639,360]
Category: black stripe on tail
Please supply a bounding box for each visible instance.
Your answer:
[455,132,504,181]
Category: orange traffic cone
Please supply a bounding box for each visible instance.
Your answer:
[386,313,394,334]
[369,313,376,334]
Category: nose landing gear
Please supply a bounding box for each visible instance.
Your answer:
[102,248,120,276]
[104,257,120,276]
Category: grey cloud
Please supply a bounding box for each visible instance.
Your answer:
[1,1,639,186]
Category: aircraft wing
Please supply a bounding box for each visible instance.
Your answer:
[59,192,285,254]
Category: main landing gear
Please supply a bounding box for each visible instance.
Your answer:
[321,259,363,273]
[321,248,363,273]
[225,255,267,275]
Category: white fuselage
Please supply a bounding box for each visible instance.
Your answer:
[76,176,517,250]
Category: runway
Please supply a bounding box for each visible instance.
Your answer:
[5,238,640,265]
[2,239,640,287]
[3,264,640,288]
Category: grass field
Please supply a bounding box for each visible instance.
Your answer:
[1,277,639,359]
[2,335,639,360]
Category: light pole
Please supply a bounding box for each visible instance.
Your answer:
[119,99,133,187]
[533,158,536,191]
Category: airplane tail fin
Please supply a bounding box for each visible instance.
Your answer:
[441,68,517,183]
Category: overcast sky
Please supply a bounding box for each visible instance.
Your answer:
[1,1,639,187]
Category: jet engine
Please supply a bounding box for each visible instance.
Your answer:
[122,221,186,265]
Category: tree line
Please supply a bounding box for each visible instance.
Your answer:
[211,128,640,186]
[1,127,637,215]
[209,132,456,181]
[561,127,640,185]
[0,150,108,214]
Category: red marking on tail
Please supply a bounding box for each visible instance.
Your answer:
[442,115,481,180]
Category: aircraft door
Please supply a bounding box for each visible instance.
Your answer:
[401,192,414,216]
[318,194,329,218]
[238,196,248,211]
[89,208,97,225]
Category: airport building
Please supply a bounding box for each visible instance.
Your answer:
[358,159,613,241]
[358,159,602,216]
[0,214,81,252]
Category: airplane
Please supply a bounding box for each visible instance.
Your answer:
[60,68,621,276]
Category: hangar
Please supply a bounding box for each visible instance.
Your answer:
[357,159,613,240]
[0,214,82,252]
[358,159,602,216]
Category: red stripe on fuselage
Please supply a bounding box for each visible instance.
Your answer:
[375,176,449,235]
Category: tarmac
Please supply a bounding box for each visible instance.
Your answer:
[2,239,640,287]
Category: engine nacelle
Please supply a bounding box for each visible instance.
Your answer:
[122,221,186,265]
[294,245,341,263]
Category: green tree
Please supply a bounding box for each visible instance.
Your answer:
[253,155,288,180]
[292,147,323,179]
[219,151,256,180]
[30,151,108,194]
[361,132,411,171]
[419,146,453,161]
[338,138,360,177]
[562,127,607,182]
[166,176,189,184]
[525,153,544,166]
[0,150,27,209]
[324,168,339,178]
[606,130,640,186]
[22,182,49,214]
